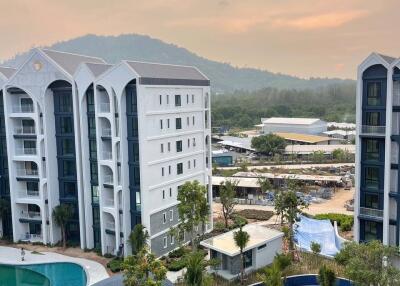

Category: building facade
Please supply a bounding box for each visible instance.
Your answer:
[0,48,212,257]
[355,53,400,246]
[260,117,327,135]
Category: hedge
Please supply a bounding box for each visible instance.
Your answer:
[313,213,354,232]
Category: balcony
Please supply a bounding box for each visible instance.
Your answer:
[102,151,112,160]
[103,198,115,208]
[359,207,383,219]
[99,103,110,113]
[102,128,111,137]
[17,168,39,177]
[103,175,113,185]
[105,221,115,231]
[12,104,34,113]
[19,190,40,198]
[20,211,41,221]
[14,126,36,136]
[361,125,386,136]
[16,147,37,156]
[20,233,43,242]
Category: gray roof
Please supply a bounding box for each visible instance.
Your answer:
[85,62,113,77]
[0,66,16,79]
[41,49,106,76]
[126,61,210,86]
[378,53,396,64]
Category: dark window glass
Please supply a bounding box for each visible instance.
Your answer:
[60,117,73,134]
[91,186,99,204]
[134,167,140,186]
[90,162,98,182]
[88,117,96,136]
[365,193,379,209]
[64,182,77,197]
[26,182,38,193]
[364,221,378,241]
[176,140,182,152]
[89,140,97,159]
[243,250,253,269]
[59,94,73,112]
[20,98,33,112]
[62,138,74,156]
[176,118,182,130]
[131,118,138,137]
[177,163,183,175]
[87,91,95,113]
[365,139,379,161]
[63,160,75,177]
[24,140,36,150]
[175,94,181,107]
[367,82,381,106]
[366,112,380,126]
[365,167,379,189]
[133,143,139,162]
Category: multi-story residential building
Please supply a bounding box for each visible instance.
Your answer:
[355,52,400,246]
[0,66,16,239]
[0,48,212,257]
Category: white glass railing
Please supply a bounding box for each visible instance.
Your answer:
[99,103,110,113]
[105,222,115,230]
[16,168,39,177]
[103,175,113,185]
[20,190,40,198]
[103,198,114,207]
[102,128,112,137]
[14,126,36,135]
[16,147,37,155]
[361,125,386,135]
[12,104,34,113]
[102,151,112,160]
[20,211,41,220]
[359,207,383,218]
[20,233,42,241]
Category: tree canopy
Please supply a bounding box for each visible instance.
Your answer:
[251,134,287,156]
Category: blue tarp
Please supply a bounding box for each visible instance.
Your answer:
[294,215,343,257]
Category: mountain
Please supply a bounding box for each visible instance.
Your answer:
[2,34,354,93]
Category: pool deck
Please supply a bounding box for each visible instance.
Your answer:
[0,246,109,285]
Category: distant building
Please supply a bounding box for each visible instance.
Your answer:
[274,132,341,145]
[327,122,356,130]
[260,117,327,135]
[212,150,237,167]
[323,130,356,141]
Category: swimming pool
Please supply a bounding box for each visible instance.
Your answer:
[0,262,87,286]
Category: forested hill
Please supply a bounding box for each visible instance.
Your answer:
[2,34,353,93]
[212,83,356,129]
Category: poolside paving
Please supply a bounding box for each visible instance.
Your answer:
[0,246,109,285]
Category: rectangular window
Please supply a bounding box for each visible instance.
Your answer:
[169,188,172,197]
[160,119,163,129]
[367,82,381,106]
[177,163,183,175]
[166,94,169,104]
[257,244,267,250]
[170,209,174,221]
[64,182,76,198]
[167,119,170,128]
[186,94,189,104]
[176,118,182,130]
[365,193,379,209]
[161,143,164,153]
[176,140,182,152]
[163,236,168,248]
[162,190,165,200]
[364,221,378,242]
[366,112,380,126]
[365,167,379,189]
[62,160,75,177]
[193,159,196,168]
[62,138,74,156]
[170,235,175,245]
[60,117,73,134]
[163,213,167,224]
[187,138,190,148]
[168,165,171,175]
[168,142,171,152]
[192,116,195,125]
[192,94,195,103]
[365,139,379,161]
[59,94,73,112]
[193,138,196,147]
[243,250,253,269]
[188,160,191,169]
[175,94,181,107]
[187,117,190,126]
[159,94,162,105]
[162,167,165,176]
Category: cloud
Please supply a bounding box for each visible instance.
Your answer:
[272,10,368,30]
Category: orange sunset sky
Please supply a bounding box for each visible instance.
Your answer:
[0,0,398,79]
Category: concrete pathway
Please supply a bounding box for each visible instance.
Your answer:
[0,245,109,285]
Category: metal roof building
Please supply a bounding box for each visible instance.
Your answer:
[260,117,327,135]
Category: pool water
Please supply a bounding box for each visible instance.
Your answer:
[0,262,87,286]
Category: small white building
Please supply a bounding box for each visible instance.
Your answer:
[200,224,283,280]
[323,129,356,141]
[260,117,327,135]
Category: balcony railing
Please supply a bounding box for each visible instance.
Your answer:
[20,233,42,242]
[14,126,36,135]
[99,103,110,113]
[361,125,386,135]
[16,168,39,177]
[16,147,37,156]
[20,190,40,198]
[12,104,34,113]
[105,221,115,231]
[103,175,113,185]
[102,128,112,137]
[103,198,114,207]
[359,207,383,218]
[102,151,112,160]
[20,211,41,220]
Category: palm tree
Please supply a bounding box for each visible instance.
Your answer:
[259,261,284,286]
[52,204,73,248]
[129,224,149,255]
[234,225,250,285]
[184,251,206,286]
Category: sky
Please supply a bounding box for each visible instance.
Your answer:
[0,0,398,79]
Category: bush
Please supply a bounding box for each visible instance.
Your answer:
[214,221,227,231]
[311,241,321,255]
[166,258,186,271]
[318,265,336,286]
[313,213,353,232]
[234,209,274,221]
[107,258,123,273]
[168,247,188,259]
[274,253,291,270]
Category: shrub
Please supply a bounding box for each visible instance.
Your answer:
[234,209,274,221]
[168,247,188,259]
[311,241,321,255]
[274,253,291,270]
[318,265,336,286]
[313,213,353,232]
[166,258,186,271]
[104,253,115,258]
[107,258,123,273]
[214,221,227,231]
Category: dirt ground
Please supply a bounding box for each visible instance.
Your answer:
[0,241,114,275]
[213,187,354,220]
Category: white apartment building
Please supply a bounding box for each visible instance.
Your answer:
[355,52,400,248]
[0,48,212,257]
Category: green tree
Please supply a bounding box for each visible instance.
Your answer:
[318,265,336,286]
[123,249,167,286]
[310,241,321,255]
[335,240,400,286]
[220,179,238,228]
[129,224,149,255]
[173,180,209,251]
[52,204,73,248]
[233,224,250,285]
[311,151,325,163]
[279,191,308,253]
[184,251,214,286]
[258,260,284,286]
[257,177,272,200]
[251,134,287,156]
